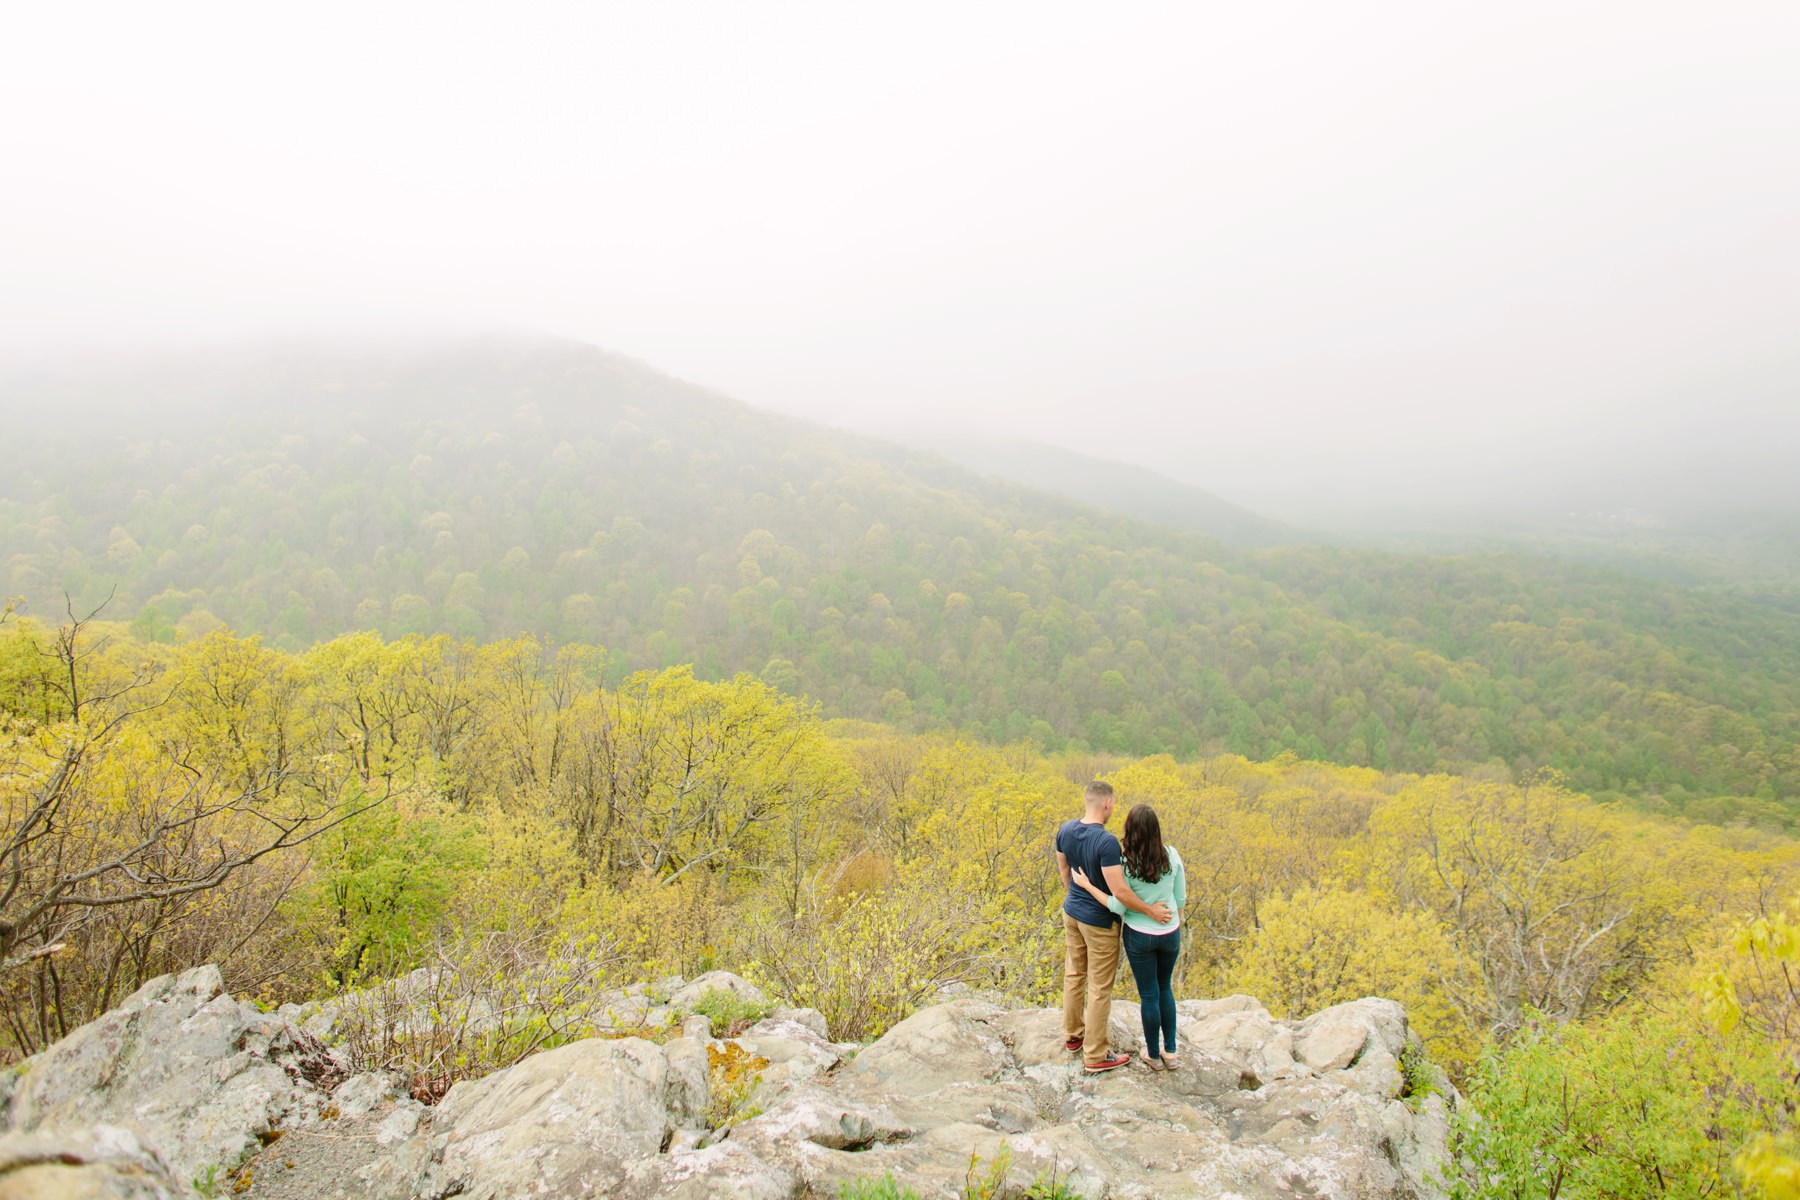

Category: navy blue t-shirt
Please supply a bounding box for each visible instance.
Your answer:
[1056,819,1122,928]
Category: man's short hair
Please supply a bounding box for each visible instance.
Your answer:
[1084,781,1114,804]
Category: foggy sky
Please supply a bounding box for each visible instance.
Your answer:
[4,2,1798,519]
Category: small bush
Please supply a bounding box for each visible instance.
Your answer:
[1398,1040,1441,1108]
[963,1148,1014,1200]
[838,1174,921,1200]
[332,927,623,1101]
[963,1148,1085,1200]
[705,1041,768,1130]
[1019,1176,1084,1200]
[690,987,774,1037]
[742,873,1039,1041]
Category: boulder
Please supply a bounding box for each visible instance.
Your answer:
[0,1126,182,1200]
[661,1036,712,1125]
[1180,998,1303,1088]
[736,1015,843,1087]
[618,1139,802,1199]
[668,971,767,1010]
[0,966,332,1185]
[762,1006,830,1040]
[1296,997,1409,1074]
[414,1036,670,1200]
[985,1004,1145,1075]
[330,1071,403,1119]
[844,999,1012,1094]
[729,1089,906,1152]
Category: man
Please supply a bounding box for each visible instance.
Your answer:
[1054,780,1171,1073]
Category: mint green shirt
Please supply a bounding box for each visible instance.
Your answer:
[1103,846,1186,935]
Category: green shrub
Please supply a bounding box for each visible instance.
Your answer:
[690,987,774,1037]
[1398,1040,1442,1109]
[835,1150,1084,1200]
[332,927,624,1102]
[964,1148,1085,1200]
[838,1176,921,1200]
[1449,1006,1795,1200]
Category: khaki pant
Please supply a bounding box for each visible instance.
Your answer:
[1062,913,1121,1066]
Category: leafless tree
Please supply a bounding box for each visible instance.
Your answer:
[1,605,383,1055]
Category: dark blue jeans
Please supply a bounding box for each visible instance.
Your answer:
[1123,925,1181,1057]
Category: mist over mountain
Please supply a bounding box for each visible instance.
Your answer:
[3,335,1798,823]
[879,433,1293,548]
[1142,354,1800,529]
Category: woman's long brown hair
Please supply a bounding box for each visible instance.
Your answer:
[1121,805,1170,885]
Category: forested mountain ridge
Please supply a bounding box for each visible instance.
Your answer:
[2,336,1797,816]
[1342,512,1800,614]
[891,432,1293,547]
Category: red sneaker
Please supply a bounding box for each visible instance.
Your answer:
[1084,1053,1131,1074]
[1064,1036,1083,1053]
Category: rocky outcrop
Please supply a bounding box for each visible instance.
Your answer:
[0,1126,185,1200]
[0,966,335,1195]
[0,967,1453,1200]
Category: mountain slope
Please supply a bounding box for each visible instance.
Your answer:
[2,335,1797,812]
[893,433,1292,547]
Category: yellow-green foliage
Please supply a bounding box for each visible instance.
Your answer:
[1354,773,1764,1037]
[1450,1001,1794,1200]
[450,806,603,936]
[1705,907,1800,1197]
[1226,884,1482,1077]
[6,611,1800,1195]
[596,871,734,979]
[295,793,484,984]
[1451,903,1800,1199]
[743,871,1043,1042]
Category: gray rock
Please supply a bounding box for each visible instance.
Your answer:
[730,1090,901,1151]
[662,1036,713,1126]
[1297,1018,1368,1072]
[1181,1000,1303,1087]
[668,971,767,1010]
[330,1071,402,1119]
[10,966,1456,1200]
[414,1036,670,1199]
[620,1139,802,1198]
[845,999,1012,1094]
[1297,997,1410,1078]
[1,966,332,1185]
[0,1126,182,1200]
[991,1006,1077,1068]
[372,1101,423,1146]
[737,1016,842,1088]
[765,1006,829,1039]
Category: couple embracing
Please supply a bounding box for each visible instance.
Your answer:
[1054,780,1186,1074]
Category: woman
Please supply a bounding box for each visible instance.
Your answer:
[1072,804,1185,1069]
